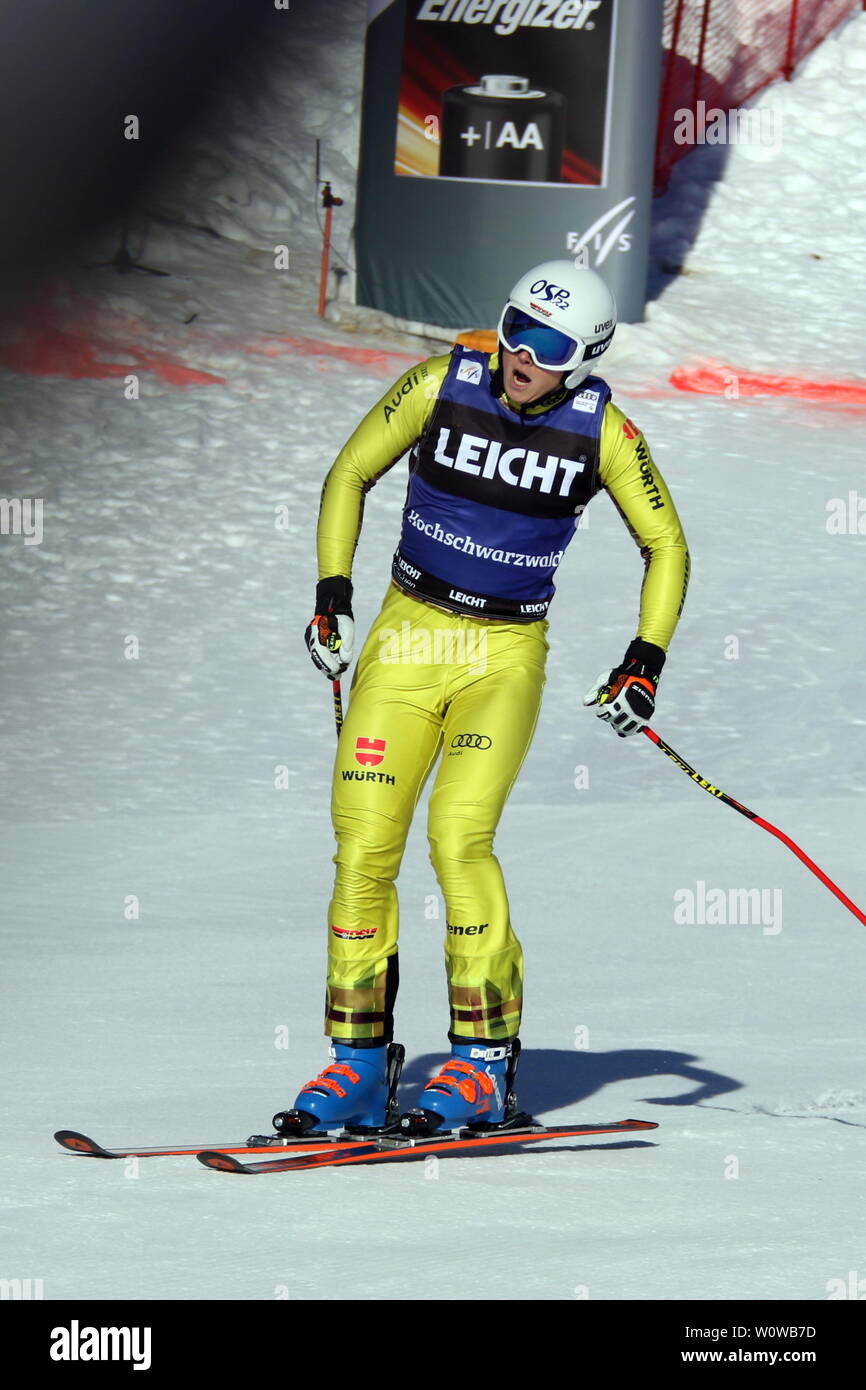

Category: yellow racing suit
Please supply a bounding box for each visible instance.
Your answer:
[315,349,690,1046]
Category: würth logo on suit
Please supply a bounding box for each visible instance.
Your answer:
[355,737,387,766]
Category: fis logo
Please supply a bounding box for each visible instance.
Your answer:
[456,360,483,385]
[450,733,492,749]
[567,195,636,267]
[355,737,386,766]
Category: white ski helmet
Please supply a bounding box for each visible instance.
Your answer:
[497,260,617,389]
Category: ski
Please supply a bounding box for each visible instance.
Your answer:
[196,1118,658,1174]
[53,1044,409,1161]
[53,1129,375,1161]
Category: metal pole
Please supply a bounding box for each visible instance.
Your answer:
[783,0,801,80]
[318,181,343,318]
[654,0,685,191]
[692,0,713,117]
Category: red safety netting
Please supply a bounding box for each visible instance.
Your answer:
[655,0,863,191]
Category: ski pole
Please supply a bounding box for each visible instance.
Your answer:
[642,726,866,929]
[314,609,344,739]
[332,678,343,738]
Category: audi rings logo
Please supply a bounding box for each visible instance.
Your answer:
[450,734,492,750]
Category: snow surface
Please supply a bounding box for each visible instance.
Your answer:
[1,1,865,1304]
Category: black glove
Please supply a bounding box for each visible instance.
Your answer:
[584,638,666,737]
[304,576,354,678]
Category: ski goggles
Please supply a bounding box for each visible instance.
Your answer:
[497,304,586,371]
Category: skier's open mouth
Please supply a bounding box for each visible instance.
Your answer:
[513,368,531,385]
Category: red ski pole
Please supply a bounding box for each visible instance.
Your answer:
[642,726,866,928]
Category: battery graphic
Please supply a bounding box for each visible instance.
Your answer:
[439,75,566,182]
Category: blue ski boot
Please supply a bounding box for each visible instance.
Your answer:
[272,1042,404,1136]
[400,1040,522,1136]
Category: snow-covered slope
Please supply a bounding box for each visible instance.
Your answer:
[1,4,865,1307]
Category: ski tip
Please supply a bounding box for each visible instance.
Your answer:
[54,1130,112,1157]
[196,1150,251,1174]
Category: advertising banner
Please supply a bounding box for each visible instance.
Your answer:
[356,0,664,328]
[395,0,614,185]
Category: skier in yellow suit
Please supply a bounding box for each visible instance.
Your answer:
[275,261,690,1138]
